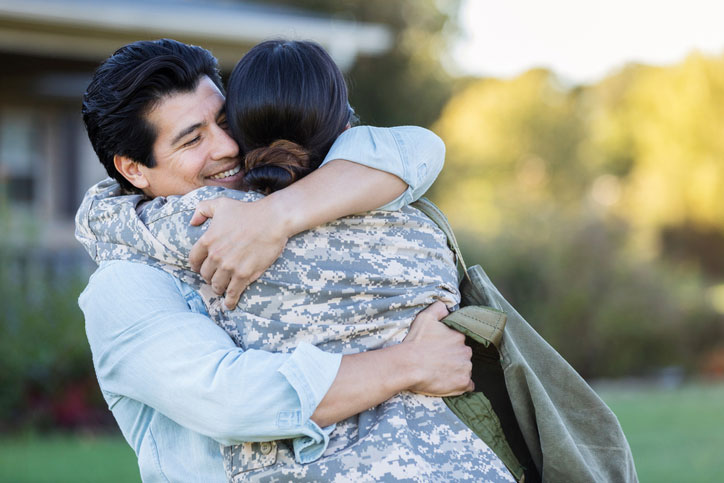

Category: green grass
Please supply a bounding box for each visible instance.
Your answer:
[1,383,723,482]
[0,433,138,483]
[598,382,724,483]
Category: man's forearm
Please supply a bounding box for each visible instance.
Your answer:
[312,302,474,428]
[311,344,417,428]
[81,261,342,445]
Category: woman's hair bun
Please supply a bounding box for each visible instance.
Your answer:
[243,139,313,194]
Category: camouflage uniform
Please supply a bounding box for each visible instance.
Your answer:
[76,178,515,482]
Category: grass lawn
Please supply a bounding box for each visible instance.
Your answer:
[0,433,138,483]
[1,382,722,482]
[597,381,724,483]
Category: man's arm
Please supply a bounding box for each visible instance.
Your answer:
[190,126,445,308]
[81,261,472,446]
[311,301,473,427]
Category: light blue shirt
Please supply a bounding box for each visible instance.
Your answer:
[78,126,445,482]
[322,125,445,211]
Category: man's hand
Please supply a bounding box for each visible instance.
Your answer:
[189,197,291,309]
[402,301,474,396]
[311,301,473,427]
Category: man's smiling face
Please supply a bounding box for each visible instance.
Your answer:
[136,76,244,197]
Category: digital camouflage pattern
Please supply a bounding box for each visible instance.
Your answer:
[76,178,515,482]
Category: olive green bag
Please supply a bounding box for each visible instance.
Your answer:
[413,198,638,483]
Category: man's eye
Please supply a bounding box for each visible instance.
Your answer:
[183,136,201,147]
[219,118,230,130]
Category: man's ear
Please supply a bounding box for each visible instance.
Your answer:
[114,155,150,191]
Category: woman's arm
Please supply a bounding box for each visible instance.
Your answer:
[77,128,445,309]
[188,159,407,306]
[190,126,446,309]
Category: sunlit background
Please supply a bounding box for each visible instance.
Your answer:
[1,0,723,481]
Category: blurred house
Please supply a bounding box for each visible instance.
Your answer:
[0,0,390,268]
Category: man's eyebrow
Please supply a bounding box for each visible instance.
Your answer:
[171,122,204,146]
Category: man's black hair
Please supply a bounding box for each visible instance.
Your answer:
[82,39,223,192]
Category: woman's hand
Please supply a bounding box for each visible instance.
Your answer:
[189,196,291,309]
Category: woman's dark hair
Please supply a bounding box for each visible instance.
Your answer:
[226,40,355,194]
[82,39,223,192]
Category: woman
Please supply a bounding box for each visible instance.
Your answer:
[79,40,515,482]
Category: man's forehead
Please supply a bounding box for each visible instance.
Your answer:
[147,77,225,139]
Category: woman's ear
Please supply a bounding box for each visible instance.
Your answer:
[114,154,150,191]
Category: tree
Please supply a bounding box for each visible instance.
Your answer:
[589,54,724,268]
[430,59,724,378]
[432,68,589,235]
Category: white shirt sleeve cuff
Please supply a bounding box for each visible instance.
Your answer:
[291,420,337,463]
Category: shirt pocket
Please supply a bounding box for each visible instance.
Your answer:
[223,441,278,478]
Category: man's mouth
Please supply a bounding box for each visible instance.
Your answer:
[208,164,241,180]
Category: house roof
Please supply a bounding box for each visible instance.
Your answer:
[0,0,392,70]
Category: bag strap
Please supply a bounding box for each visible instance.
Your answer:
[413,198,507,350]
[415,201,526,480]
[444,306,506,349]
[412,197,471,285]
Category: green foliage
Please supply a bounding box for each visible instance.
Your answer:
[433,52,724,269]
[0,254,97,430]
[432,69,592,235]
[455,212,721,379]
[431,53,724,377]
[590,55,724,236]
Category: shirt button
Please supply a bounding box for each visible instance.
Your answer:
[260,442,272,455]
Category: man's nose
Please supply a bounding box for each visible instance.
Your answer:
[210,124,239,160]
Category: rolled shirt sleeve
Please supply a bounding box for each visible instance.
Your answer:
[320,125,445,210]
[79,260,341,461]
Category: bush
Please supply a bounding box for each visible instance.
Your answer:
[456,212,723,379]
[0,250,107,431]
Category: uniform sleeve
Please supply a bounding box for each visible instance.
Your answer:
[79,260,341,458]
[320,125,446,210]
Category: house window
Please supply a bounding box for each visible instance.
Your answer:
[0,109,43,205]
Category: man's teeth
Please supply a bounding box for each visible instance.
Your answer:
[209,165,241,180]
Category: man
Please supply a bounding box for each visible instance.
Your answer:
[78,39,474,481]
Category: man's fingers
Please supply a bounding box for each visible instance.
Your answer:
[415,301,449,324]
[223,268,265,309]
[189,200,217,226]
[199,257,219,284]
[223,294,241,310]
[429,300,449,320]
[210,268,233,296]
[425,376,474,397]
[189,238,209,272]
[223,282,246,310]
